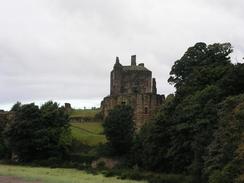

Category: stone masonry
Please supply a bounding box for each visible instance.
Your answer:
[101,55,165,128]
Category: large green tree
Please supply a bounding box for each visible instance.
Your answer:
[205,95,244,183]
[4,103,41,161]
[134,42,244,182]
[4,101,71,162]
[103,105,135,155]
[131,95,175,172]
[168,42,232,96]
[39,101,71,159]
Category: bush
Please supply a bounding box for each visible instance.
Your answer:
[208,163,239,183]
[148,174,193,183]
[69,153,96,164]
[0,144,6,159]
[102,168,193,183]
[119,170,142,180]
[209,170,223,183]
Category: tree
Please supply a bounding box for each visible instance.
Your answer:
[168,42,232,98]
[165,43,234,177]
[4,101,71,162]
[103,105,135,155]
[10,101,21,112]
[4,103,41,162]
[39,101,71,159]
[218,63,244,96]
[205,95,244,183]
[0,112,9,159]
[135,42,243,182]
[130,95,175,172]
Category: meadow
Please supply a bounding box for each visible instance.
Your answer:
[70,122,106,146]
[0,164,146,183]
[69,109,106,146]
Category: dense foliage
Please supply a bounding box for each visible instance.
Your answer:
[3,101,71,162]
[0,112,9,158]
[103,105,135,155]
[205,95,244,183]
[131,42,244,183]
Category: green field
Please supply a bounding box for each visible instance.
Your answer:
[70,122,106,146]
[70,109,100,118]
[0,164,146,183]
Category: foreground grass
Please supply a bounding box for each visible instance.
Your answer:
[71,122,106,146]
[0,164,146,183]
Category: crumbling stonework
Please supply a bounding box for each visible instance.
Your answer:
[101,55,165,128]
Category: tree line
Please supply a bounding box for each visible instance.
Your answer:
[0,101,71,163]
[103,43,244,183]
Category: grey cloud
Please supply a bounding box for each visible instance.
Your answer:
[0,0,244,109]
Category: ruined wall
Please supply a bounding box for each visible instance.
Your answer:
[120,70,152,95]
[101,93,164,128]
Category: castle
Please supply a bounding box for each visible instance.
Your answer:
[101,55,164,128]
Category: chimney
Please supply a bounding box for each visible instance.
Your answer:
[131,55,136,66]
[116,56,120,64]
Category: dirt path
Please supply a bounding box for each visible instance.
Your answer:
[0,176,42,183]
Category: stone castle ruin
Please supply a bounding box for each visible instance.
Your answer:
[101,55,164,128]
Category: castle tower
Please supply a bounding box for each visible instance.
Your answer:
[101,55,164,128]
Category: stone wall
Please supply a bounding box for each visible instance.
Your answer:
[101,93,164,128]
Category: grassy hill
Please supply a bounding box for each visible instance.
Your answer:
[0,164,145,183]
[69,108,106,146]
[70,122,106,146]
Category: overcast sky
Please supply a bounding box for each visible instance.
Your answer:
[0,0,244,110]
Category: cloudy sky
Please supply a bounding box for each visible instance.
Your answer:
[0,0,244,110]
